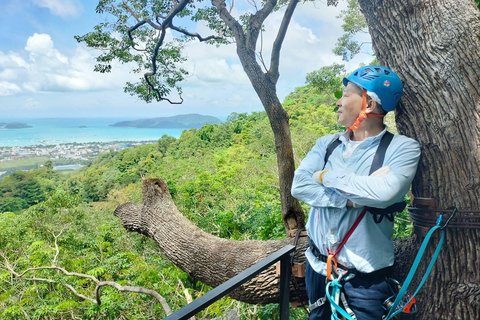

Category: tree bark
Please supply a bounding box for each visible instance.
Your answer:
[114,178,304,304]
[358,0,480,318]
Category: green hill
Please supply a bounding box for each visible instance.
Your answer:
[110,113,221,128]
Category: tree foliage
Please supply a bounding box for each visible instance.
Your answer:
[333,0,367,61]
[74,0,234,103]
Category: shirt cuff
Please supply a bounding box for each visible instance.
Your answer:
[321,170,342,188]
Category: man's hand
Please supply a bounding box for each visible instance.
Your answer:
[347,166,391,207]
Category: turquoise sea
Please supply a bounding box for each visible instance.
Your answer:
[0,118,186,147]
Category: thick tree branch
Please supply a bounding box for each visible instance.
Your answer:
[246,0,277,50]
[269,0,299,83]
[212,0,247,48]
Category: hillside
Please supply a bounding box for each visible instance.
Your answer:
[110,113,221,128]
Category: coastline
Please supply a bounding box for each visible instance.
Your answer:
[0,118,185,148]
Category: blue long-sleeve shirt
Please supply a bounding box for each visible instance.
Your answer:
[291,127,420,275]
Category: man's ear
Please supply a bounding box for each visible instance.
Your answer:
[365,99,377,114]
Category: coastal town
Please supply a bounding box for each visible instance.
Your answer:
[0,141,156,162]
[0,140,156,178]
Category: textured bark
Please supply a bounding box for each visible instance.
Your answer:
[114,178,307,304]
[358,0,480,318]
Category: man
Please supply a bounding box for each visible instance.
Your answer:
[291,65,421,319]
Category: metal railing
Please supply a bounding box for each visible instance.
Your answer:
[163,244,296,320]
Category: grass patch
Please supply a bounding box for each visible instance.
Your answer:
[0,157,50,171]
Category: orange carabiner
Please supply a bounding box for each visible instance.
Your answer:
[326,254,338,281]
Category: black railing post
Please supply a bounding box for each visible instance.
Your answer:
[163,245,295,320]
[279,253,291,320]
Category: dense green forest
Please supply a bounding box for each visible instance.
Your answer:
[0,82,410,319]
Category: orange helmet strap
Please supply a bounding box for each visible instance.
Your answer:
[347,89,385,131]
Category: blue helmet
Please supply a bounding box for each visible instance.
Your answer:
[343,65,403,112]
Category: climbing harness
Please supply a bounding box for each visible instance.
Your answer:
[323,207,457,320]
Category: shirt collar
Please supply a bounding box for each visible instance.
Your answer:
[339,126,389,145]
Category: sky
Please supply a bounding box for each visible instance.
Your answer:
[0,0,373,120]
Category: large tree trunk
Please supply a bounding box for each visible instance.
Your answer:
[114,178,305,304]
[358,0,480,319]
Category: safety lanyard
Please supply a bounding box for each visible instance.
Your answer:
[384,208,457,319]
[326,206,369,280]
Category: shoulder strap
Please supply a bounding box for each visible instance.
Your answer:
[323,131,394,172]
[369,131,394,174]
[323,138,342,169]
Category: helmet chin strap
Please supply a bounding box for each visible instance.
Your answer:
[347,89,385,131]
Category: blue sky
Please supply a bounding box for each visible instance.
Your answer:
[0,0,372,120]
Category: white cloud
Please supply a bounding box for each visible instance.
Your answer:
[33,0,81,18]
[0,33,139,94]
[0,81,21,96]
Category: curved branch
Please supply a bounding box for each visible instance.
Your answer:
[169,25,224,42]
[269,0,299,83]
[97,282,172,314]
[114,178,294,303]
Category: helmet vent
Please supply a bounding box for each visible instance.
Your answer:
[362,74,379,80]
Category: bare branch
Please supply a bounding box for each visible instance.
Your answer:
[52,230,63,266]
[269,0,300,83]
[1,249,172,315]
[256,31,269,72]
[23,277,97,304]
[97,282,172,314]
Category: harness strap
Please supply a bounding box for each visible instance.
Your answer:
[326,207,368,280]
[323,139,342,169]
[341,291,357,320]
[369,131,393,175]
[309,296,326,312]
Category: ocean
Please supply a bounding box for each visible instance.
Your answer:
[0,118,186,147]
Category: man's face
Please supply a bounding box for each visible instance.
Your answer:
[336,82,363,127]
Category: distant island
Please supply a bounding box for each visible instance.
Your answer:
[79,125,87,128]
[110,114,222,129]
[0,122,33,129]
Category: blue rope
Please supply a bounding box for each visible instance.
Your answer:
[325,280,356,320]
[384,224,445,319]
